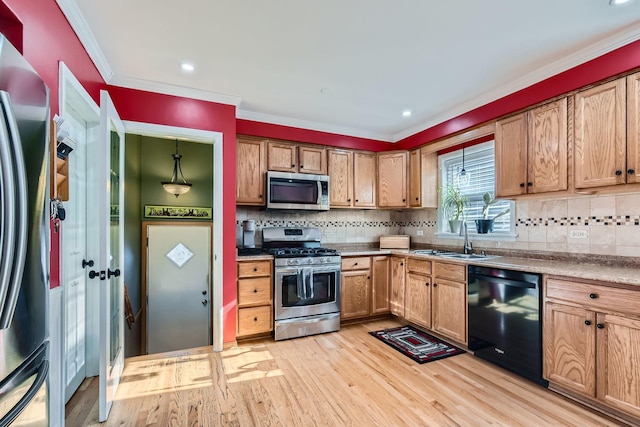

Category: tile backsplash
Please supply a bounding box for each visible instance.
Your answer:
[237,192,640,257]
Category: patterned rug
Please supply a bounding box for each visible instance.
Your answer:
[369,325,464,364]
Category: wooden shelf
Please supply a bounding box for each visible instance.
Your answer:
[49,119,69,201]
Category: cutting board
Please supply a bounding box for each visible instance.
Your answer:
[379,235,410,249]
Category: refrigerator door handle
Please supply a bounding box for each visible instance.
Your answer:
[0,91,18,324]
[0,359,48,427]
[0,91,28,329]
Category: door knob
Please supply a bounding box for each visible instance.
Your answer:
[202,299,208,306]
[107,268,121,278]
[82,259,94,269]
[202,290,207,295]
[89,270,106,280]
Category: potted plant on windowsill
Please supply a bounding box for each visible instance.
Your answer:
[441,184,466,233]
[476,192,510,233]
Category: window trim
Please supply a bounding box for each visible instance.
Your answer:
[435,141,516,241]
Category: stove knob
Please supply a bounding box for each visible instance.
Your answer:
[306,258,313,264]
[287,259,297,266]
[318,258,325,263]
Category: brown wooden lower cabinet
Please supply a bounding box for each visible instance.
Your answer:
[236,259,273,339]
[389,256,406,317]
[544,276,640,422]
[341,256,390,321]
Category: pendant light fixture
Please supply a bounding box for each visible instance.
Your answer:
[161,139,192,197]
[457,143,470,187]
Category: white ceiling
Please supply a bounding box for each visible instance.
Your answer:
[60,0,640,142]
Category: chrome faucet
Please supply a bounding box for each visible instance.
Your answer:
[459,221,472,254]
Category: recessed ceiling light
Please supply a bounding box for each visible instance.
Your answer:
[181,62,195,72]
[609,0,631,5]
[402,110,412,117]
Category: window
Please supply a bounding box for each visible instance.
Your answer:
[438,141,515,237]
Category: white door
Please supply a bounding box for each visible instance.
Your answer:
[147,225,211,354]
[98,90,125,422]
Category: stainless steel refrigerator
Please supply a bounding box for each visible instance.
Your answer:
[0,35,50,426]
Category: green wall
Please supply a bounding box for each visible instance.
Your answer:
[140,136,213,217]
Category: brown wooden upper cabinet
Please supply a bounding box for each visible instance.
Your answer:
[495,98,568,197]
[267,141,327,175]
[574,77,629,189]
[408,148,422,207]
[237,136,267,205]
[328,148,376,208]
[378,151,408,208]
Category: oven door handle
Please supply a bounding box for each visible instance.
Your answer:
[308,269,314,299]
[297,269,304,300]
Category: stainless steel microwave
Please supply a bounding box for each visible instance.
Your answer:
[266,171,330,211]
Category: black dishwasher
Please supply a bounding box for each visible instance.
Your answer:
[468,265,547,387]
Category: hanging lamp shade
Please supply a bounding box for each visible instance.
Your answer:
[457,143,470,187]
[161,140,192,197]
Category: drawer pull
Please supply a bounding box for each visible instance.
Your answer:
[589,293,598,299]
[253,267,258,272]
[596,323,604,329]
[354,262,358,266]
[254,317,258,322]
[584,320,592,326]
[253,289,258,293]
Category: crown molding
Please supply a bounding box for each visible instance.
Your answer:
[393,24,640,142]
[109,74,241,106]
[236,109,394,142]
[55,0,113,82]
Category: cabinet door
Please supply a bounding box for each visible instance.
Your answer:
[627,72,640,184]
[574,78,626,189]
[299,145,326,175]
[328,149,353,207]
[390,257,405,317]
[543,302,596,397]
[378,151,408,208]
[353,152,377,208]
[371,256,390,315]
[267,141,298,172]
[528,98,568,193]
[405,273,431,328]
[236,137,266,205]
[421,150,438,208]
[432,278,466,344]
[341,270,370,320]
[495,112,528,197]
[408,148,422,207]
[596,313,640,419]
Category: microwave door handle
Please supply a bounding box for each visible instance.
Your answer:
[316,180,322,204]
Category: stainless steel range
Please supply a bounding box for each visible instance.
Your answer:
[263,227,341,341]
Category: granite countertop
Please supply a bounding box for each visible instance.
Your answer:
[237,245,639,286]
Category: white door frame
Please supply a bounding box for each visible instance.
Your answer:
[123,121,224,352]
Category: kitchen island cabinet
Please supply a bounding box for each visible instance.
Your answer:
[544,276,640,422]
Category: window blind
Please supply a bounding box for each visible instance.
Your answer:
[441,142,512,234]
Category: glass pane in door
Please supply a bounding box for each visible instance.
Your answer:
[109,126,121,365]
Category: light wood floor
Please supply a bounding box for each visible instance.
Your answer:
[65,319,624,426]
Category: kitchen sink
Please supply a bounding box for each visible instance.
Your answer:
[411,249,500,260]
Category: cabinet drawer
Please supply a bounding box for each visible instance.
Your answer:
[546,278,640,316]
[434,262,466,282]
[342,256,371,271]
[238,277,272,307]
[238,306,272,336]
[238,260,271,278]
[407,258,431,275]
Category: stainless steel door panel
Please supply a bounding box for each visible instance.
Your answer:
[147,225,211,354]
[0,36,49,383]
[274,265,340,320]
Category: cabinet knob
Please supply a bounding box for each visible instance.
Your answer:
[300,165,304,169]
[615,170,623,176]
[253,267,258,272]
[425,282,429,286]
[355,199,359,202]
[253,289,258,293]
[354,262,358,266]
[415,197,419,201]
[527,182,532,187]
[402,199,406,202]
[368,276,371,279]
[433,283,438,287]
[400,262,404,266]
[628,169,636,175]
[584,320,592,326]
[589,293,597,299]
[254,317,258,322]
[291,164,296,168]
[259,194,263,198]
[519,183,525,188]
[596,323,604,329]
[348,199,351,202]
